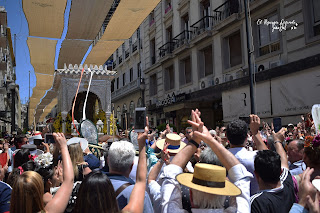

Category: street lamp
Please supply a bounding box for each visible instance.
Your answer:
[140,78,146,107]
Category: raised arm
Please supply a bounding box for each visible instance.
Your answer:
[188,110,240,171]
[273,128,288,169]
[45,133,74,213]
[123,117,148,213]
[250,114,268,150]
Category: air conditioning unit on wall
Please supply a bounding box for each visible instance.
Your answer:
[256,62,269,72]
[224,74,234,82]
[214,76,222,85]
[200,80,206,89]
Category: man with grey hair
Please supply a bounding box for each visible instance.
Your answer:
[104,140,154,213]
[287,139,306,175]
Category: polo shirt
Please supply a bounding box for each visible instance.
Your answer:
[250,168,295,213]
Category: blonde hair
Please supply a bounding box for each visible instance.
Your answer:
[191,188,226,209]
[68,143,84,178]
[10,171,45,213]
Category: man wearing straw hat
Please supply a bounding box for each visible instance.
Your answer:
[158,109,252,212]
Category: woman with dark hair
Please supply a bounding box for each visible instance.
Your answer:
[74,171,120,213]
[13,148,30,168]
[10,133,74,213]
[7,160,35,187]
[74,117,149,213]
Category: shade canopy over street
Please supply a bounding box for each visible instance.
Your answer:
[22,0,161,125]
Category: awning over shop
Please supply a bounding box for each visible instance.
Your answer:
[23,0,67,38]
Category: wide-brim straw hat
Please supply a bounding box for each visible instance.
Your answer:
[67,137,89,152]
[156,133,186,153]
[176,163,241,196]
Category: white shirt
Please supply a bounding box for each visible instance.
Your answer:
[228,147,259,195]
[153,164,252,213]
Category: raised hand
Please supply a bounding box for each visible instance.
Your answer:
[273,128,286,142]
[53,133,67,150]
[250,114,261,135]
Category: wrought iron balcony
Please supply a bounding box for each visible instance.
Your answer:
[125,49,130,59]
[190,16,215,36]
[159,41,175,58]
[111,78,141,101]
[165,4,172,14]
[132,40,138,53]
[212,0,241,25]
[173,30,192,49]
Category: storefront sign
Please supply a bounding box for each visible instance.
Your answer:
[156,92,187,108]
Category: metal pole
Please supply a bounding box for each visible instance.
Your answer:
[11,87,15,133]
[244,0,255,114]
[29,71,30,101]
[14,34,16,75]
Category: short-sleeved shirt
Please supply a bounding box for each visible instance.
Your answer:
[229,147,259,195]
[250,168,295,213]
[0,181,11,213]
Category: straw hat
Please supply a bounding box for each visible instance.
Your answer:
[176,163,241,196]
[67,137,89,152]
[156,133,186,153]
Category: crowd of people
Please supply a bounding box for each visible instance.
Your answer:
[0,110,319,213]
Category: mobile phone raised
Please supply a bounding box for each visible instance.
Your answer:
[239,116,250,125]
[45,133,55,144]
[273,117,282,133]
[135,107,146,132]
[34,138,44,146]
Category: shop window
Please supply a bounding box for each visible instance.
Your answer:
[179,56,192,86]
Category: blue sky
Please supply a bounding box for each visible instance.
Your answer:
[0,0,92,104]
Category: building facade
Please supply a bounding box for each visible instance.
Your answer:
[111,27,145,130]
[110,0,320,131]
[0,6,21,134]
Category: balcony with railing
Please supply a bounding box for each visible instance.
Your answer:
[132,40,138,53]
[190,16,215,38]
[118,55,123,64]
[172,30,192,51]
[112,61,116,69]
[111,78,141,101]
[165,3,172,14]
[159,41,175,58]
[212,0,241,28]
[125,49,130,59]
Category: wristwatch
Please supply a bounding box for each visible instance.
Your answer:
[189,139,199,147]
[274,140,282,144]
